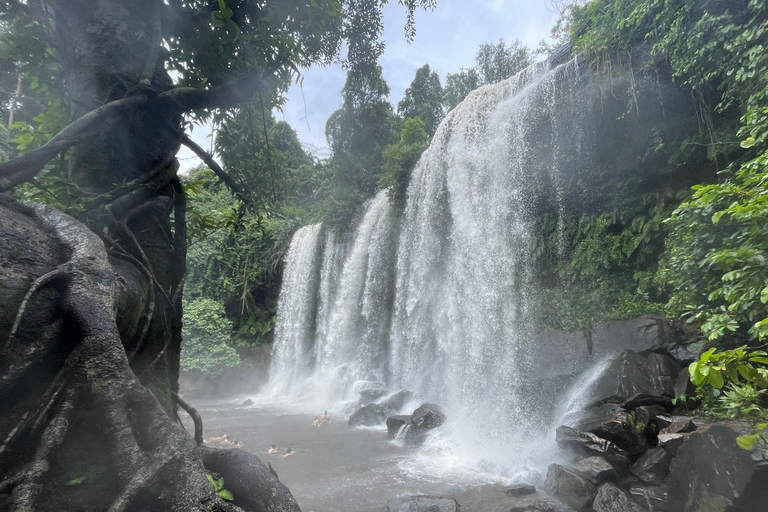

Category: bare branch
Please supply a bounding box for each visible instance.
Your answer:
[180,135,252,207]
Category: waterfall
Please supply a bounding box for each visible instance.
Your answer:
[268,55,593,478]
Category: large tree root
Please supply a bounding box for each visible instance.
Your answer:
[0,198,301,512]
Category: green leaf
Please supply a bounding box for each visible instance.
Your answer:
[206,474,216,487]
[740,137,756,149]
[66,477,86,485]
[749,356,768,365]
[707,369,724,389]
[737,434,759,450]
[218,489,234,500]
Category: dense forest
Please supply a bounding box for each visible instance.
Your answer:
[0,0,767,510]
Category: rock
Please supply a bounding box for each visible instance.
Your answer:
[504,483,536,496]
[582,350,680,407]
[348,404,392,427]
[411,403,446,429]
[667,423,768,511]
[544,463,596,511]
[620,393,673,410]
[241,398,254,406]
[568,456,618,485]
[592,482,644,512]
[570,404,648,455]
[630,447,673,486]
[656,433,687,456]
[666,338,715,365]
[387,415,413,439]
[629,484,669,511]
[555,426,631,470]
[380,389,416,410]
[509,498,556,512]
[386,495,460,512]
[674,368,695,398]
[360,388,386,403]
[659,417,696,434]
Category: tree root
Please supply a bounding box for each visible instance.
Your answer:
[172,392,203,446]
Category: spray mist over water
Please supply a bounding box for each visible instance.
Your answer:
[266,56,593,482]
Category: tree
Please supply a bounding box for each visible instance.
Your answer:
[397,64,444,137]
[475,39,532,85]
[181,298,241,377]
[0,0,434,510]
[444,67,481,111]
[379,116,429,208]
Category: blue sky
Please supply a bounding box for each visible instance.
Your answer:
[177,1,560,169]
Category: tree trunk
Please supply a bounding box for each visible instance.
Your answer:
[0,1,300,510]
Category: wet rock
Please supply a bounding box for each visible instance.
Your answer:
[387,415,412,439]
[568,456,618,485]
[656,432,687,456]
[509,498,556,512]
[674,368,695,398]
[241,398,253,406]
[620,393,673,410]
[504,483,536,496]
[667,423,768,512]
[659,417,696,434]
[411,403,446,429]
[630,447,673,486]
[544,463,596,511]
[386,495,460,512]
[380,389,416,411]
[666,338,715,365]
[555,426,631,470]
[348,404,392,427]
[629,484,669,511]
[571,404,648,455]
[583,350,680,407]
[359,387,386,403]
[592,482,644,512]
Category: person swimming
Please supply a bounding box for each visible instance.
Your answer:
[283,448,295,458]
[267,444,277,454]
[312,416,321,427]
[320,410,330,425]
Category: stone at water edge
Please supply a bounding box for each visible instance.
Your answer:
[386,495,460,512]
[630,447,673,486]
[569,403,649,456]
[555,426,631,471]
[592,482,644,512]
[241,398,254,406]
[567,456,618,485]
[508,498,557,512]
[348,403,392,427]
[359,387,386,403]
[504,483,537,496]
[544,463,596,512]
[386,415,412,439]
[411,403,446,429]
[380,389,416,411]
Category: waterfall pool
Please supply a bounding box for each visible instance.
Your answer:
[181,395,567,512]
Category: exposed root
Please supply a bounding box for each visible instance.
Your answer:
[172,392,204,446]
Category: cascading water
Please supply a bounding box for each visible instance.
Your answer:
[268,55,593,480]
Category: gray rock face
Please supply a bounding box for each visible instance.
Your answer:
[387,415,412,439]
[555,426,631,470]
[568,456,618,485]
[667,424,768,512]
[629,484,669,512]
[386,495,460,512]
[570,404,648,455]
[582,350,680,407]
[656,432,687,455]
[380,389,416,411]
[348,403,392,427]
[504,483,536,496]
[592,482,644,512]
[509,498,556,512]
[544,463,596,511]
[411,404,446,429]
[630,447,673,485]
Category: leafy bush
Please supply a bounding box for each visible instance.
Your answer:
[378,117,429,208]
[180,298,241,376]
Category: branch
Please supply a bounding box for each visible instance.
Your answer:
[180,135,251,207]
[156,70,263,112]
[0,96,147,192]
[171,392,203,446]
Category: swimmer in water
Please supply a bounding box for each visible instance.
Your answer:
[283,448,295,458]
[268,444,277,454]
[312,416,321,427]
[320,410,330,425]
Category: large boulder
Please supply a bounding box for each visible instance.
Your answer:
[567,456,618,485]
[592,482,644,512]
[555,426,631,470]
[411,403,446,429]
[544,463,596,511]
[581,351,680,407]
[348,404,392,427]
[628,484,669,511]
[387,415,413,439]
[387,495,460,512]
[629,447,673,485]
[569,404,649,455]
[666,423,768,511]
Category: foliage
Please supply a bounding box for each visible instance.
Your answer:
[379,117,429,208]
[180,298,241,376]
[443,68,480,111]
[475,39,533,86]
[206,474,234,501]
[687,346,768,452]
[397,64,444,137]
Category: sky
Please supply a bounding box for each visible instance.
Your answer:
[177,0,560,170]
